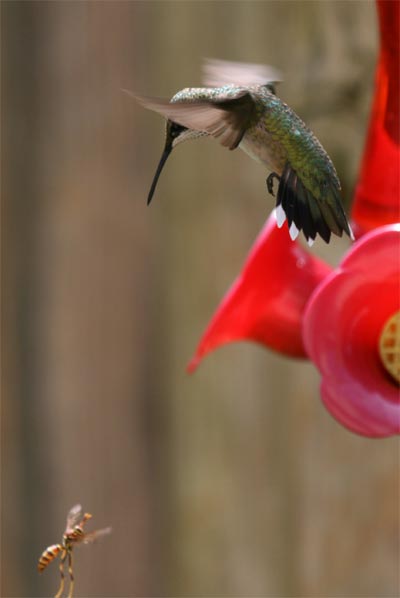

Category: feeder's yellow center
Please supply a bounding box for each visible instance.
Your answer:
[379,311,400,385]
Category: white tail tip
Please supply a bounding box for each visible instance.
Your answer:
[289,222,300,241]
[275,205,286,228]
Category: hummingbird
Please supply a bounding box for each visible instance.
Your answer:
[131,59,354,244]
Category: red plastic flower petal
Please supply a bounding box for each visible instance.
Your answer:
[188,214,332,372]
[303,224,400,437]
[351,0,400,236]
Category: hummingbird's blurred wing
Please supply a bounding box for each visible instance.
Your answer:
[276,163,354,244]
[202,59,282,91]
[134,91,256,150]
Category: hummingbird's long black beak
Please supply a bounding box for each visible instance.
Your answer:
[147,141,173,205]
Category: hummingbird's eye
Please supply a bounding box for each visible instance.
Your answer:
[170,123,187,138]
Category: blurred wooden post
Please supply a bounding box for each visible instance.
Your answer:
[2,2,161,594]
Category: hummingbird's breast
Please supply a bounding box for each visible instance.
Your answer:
[239,124,287,174]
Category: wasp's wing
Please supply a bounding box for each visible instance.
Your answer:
[82,527,112,544]
[133,91,256,151]
[65,504,83,533]
[202,59,282,92]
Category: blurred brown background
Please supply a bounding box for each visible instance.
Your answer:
[2,1,399,597]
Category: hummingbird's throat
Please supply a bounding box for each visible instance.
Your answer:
[378,311,400,385]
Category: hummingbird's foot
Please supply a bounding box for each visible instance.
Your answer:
[266,172,281,197]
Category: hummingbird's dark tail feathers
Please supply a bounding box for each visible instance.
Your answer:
[275,163,354,244]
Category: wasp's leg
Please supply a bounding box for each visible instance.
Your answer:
[266,172,281,197]
[67,550,75,598]
[54,549,67,598]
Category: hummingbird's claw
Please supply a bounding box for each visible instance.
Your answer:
[266,172,281,197]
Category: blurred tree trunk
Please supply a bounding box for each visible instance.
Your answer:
[2,2,163,595]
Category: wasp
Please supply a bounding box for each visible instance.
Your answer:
[38,504,111,598]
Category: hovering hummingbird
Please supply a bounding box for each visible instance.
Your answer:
[131,59,354,244]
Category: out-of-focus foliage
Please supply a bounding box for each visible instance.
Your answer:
[2,1,398,597]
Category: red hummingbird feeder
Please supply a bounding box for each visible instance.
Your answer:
[189,0,400,438]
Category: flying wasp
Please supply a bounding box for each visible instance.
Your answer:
[38,504,111,598]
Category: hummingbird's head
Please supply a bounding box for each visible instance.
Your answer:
[167,120,188,148]
[147,120,205,205]
[167,119,206,148]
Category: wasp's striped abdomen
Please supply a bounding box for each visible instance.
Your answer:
[38,543,63,572]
